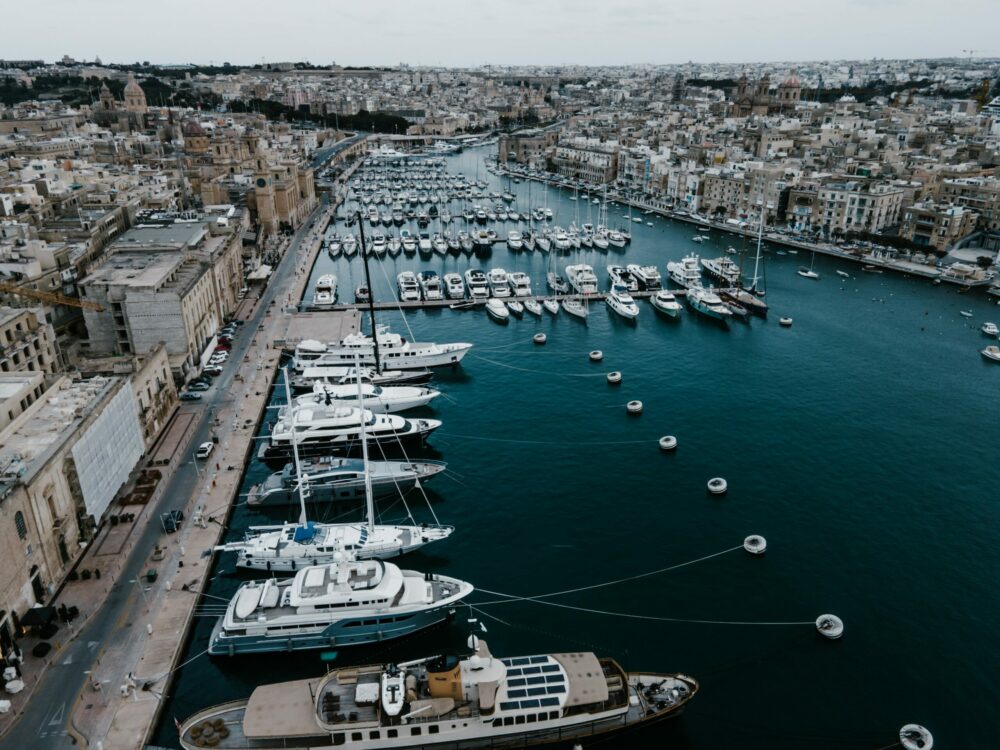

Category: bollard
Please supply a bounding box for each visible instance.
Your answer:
[146,624,153,635]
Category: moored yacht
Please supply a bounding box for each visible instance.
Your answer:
[397,271,421,302]
[686,287,732,324]
[293,327,473,371]
[206,555,473,656]
[487,268,511,298]
[607,265,639,292]
[180,638,698,749]
[507,271,532,297]
[443,273,465,300]
[506,230,523,250]
[291,366,433,393]
[464,269,490,300]
[299,381,440,414]
[627,263,662,290]
[701,256,741,285]
[419,271,444,301]
[606,284,639,319]
[667,255,704,289]
[566,264,599,295]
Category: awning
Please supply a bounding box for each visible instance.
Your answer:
[20,605,56,627]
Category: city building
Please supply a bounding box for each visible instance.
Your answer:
[900,202,979,251]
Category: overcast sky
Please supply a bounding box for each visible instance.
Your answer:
[7,0,999,68]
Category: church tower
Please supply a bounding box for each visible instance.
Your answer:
[99,81,115,111]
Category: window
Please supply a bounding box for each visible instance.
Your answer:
[351,732,362,741]
[387,729,397,738]
[15,512,27,540]
[515,715,525,725]
[428,726,439,734]
[503,717,514,726]
[410,727,422,736]
[368,731,380,740]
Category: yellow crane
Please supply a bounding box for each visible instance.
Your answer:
[0,281,105,312]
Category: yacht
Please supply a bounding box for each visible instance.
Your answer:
[244,457,446,507]
[650,290,683,317]
[261,404,441,462]
[606,284,639,319]
[797,266,820,280]
[316,274,338,300]
[691,235,705,244]
[327,234,342,258]
[701,256,741,286]
[562,298,589,319]
[982,345,1000,362]
[565,264,599,295]
[464,269,490,300]
[667,255,704,289]
[299,381,440,414]
[592,228,610,250]
[443,273,465,300]
[397,271,421,302]
[432,234,449,256]
[367,206,380,226]
[342,234,358,258]
[486,298,509,323]
[506,230,524,250]
[293,327,473,371]
[523,299,542,316]
[371,232,388,256]
[292,366,433,394]
[982,322,999,337]
[458,232,474,253]
[314,290,334,306]
[552,229,571,251]
[607,229,626,248]
[607,265,639,292]
[388,236,402,256]
[686,287,732,324]
[401,232,417,254]
[418,232,433,253]
[547,270,569,294]
[355,286,370,304]
[419,271,444,301]
[506,300,524,317]
[507,271,532,297]
[488,268,511,298]
[535,233,552,253]
[542,299,560,315]
[719,288,769,318]
[206,555,473,655]
[179,637,698,750]
[627,263,662,290]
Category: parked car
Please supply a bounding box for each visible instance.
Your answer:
[180,392,202,401]
[188,382,211,391]
[160,509,184,534]
[209,354,228,365]
[203,366,223,377]
[195,442,214,459]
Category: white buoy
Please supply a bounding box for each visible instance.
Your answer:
[900,724,933,750]
[816,614,844,639]
[707,477,728,495]
[607,371,622,384]
[533,333,547,345]
[659,435,677,451]
[589,350,604,362]
[626,400,643,414]
[779,317,793,327]
[743,535,766,555]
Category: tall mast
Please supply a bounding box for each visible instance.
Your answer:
[356,210,381,374]
[750,205,765,292]
[284,372,308,526]
[354,352,375,533]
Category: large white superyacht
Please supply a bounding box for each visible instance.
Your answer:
[293,326,473,371]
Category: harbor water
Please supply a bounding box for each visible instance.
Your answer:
[152,147,1000,749]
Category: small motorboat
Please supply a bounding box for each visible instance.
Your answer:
[982,345,1000,362]
[355,285,371,303]
[959,310,973,318]
[507,300,525,317]
[486,298,509,323]
[982,322,999,337]
[836,270,851,278]
[797,267,820,280]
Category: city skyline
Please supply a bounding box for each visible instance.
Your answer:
[6,0,999,68]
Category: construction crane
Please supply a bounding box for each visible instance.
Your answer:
[962,49,978,60]
[0,281,105,312]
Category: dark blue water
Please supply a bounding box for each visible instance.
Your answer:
[152,148,1000,749]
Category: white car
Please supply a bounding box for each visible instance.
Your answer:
[195,442,215,459]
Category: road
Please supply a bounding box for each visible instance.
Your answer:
[310,132,365,170]
[0,196,328,750]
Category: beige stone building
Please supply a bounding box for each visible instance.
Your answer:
[936,177,1000,231]
[0,307,59,375]
[900,202,979,251]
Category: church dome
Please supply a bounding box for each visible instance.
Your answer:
[781,70,801,88]
[182,119,207,137]
[124,72,143,96]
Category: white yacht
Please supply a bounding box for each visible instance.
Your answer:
[552,228,571,251]
[523,299,542,316]
[443,273,465,300]
[488,268,511,298]
[314,290,334,306]
[261,404,441,461]
[547,270,569,294]
[397,271,421,302]
[607,265,639,292]
[650,290,683,317]
[401,233,417,254]
[686,287,732,324]
[315,274,338,302]
[592,228,610,250]
[507,271,532,297]
[667,255,704,289]
[464,269,490,300]
[535,233,552,252]
[701,256,741,285]
[293,327,473,371]
[419,271,444,301]
[418,233,433,253]
[606,284,639,319]
[244,457,445,507]
[506,230,524,250]
[627,263,662,290]
[982,322,999,337]
[179,637,698,749]
[292,366,432,393]
[543,299,560,315]
[206,555,473,655]
[432,234,449,256]
[371,232,388,256]
[486,298,509,323]
[562,298,589,319]
[299,381,440,414]
[607,229,626,248]
[565,264,599,295]
[342,234,358,258]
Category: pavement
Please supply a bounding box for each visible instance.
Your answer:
[0,190,346,750]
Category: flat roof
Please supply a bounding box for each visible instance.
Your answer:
[112,222,207,251]
[0,372,41,401]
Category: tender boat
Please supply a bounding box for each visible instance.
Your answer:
[205,555,473,655]
[443,273,465,300]
[486,298,509,323]
[960,310,973,318]
[464,269,490,300]
[650,290,683,317]
[488,268,511,298]
[686,287,732,323]
[627,263,662,290]
[982,322,999,337]
[179,637,698,749]
[566,264,599,295]
[397,271,421,302]
[606,284,639,319]
[244,457,446,508]
[982,345,1000,362]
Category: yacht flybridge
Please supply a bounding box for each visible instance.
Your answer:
[181,636,698,748]
[293,327,472,371]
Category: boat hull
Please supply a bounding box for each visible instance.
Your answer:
[246,462,445,507]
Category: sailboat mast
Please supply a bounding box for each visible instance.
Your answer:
[354,353,375,533]
[751,206,765,291]
[356,211,381,373]
[283,373,308,526]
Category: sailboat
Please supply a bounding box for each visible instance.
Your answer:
[797,251,820,279]
[217,358,453,572]
[719,207,769,317]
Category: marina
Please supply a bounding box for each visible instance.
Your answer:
[151,145,1000,750]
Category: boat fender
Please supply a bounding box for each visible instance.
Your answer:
[707,477,728,495]
[607,371,622,384]
[816,614,844,640]
[626,400,643,414]
[533,333,547,345]
[899,724,933,750]
[743,535,767,555]
[659,435,677,451]
[589,350,604,362]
